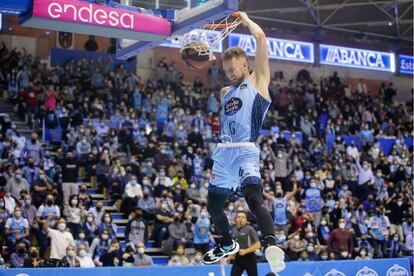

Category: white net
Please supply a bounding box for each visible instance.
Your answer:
[171,13,241,61]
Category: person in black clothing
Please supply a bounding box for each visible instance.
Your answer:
[229,212,261,276]
[386,193,408,240]
[84,35,98,52]
[99,239,123,266]
[151,199,174,247]
[58,151,78,183]
[23,247,44,267]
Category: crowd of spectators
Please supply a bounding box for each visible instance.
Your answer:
[0,43,412,269]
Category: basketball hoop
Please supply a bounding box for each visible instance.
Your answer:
[173,12,241,61]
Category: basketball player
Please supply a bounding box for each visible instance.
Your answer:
[202,12,286,273]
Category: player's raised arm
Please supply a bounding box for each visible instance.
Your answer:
[239,12,270,101]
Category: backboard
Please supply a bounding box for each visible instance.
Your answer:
[116,0,238,60]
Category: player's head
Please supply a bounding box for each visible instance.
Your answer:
[221,47,249,86]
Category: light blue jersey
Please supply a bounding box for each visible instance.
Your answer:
[209,78,271,195]
[273,198,287,225]
[220,78,270,143]
[305,188,322,213]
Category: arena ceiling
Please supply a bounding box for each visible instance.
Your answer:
[129,0,413,53]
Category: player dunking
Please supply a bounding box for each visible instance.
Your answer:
[202,12,286,273]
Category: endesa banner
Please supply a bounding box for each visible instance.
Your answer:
[320,44,395,72]
[3,258,411,276]
[399,54,414,75]
[20,0,170,40]
[228,33,314,63]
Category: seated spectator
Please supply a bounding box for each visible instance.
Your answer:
[355,247,371,260]
[167,244,189,266]
[138,188,156,221]
[75,230,90,252]
[23,246,44,268]
[386,233,402,258]
[121,245,135,267]
[83,212,100,244]
[77,244,95,268]
[165,212,191,255]
[121,175,143,217]
[88,201,104,225]
[99,239,123,267]
[60,245,80,267]
[98,212,118,239]
[10,242,28,268]
[5,206,30,249]
[151,199,174,247]
[89,229,111,266]
[133,242,153,267]
[190,251,204,265]
[193,208,211,255]
[5,170,29,199]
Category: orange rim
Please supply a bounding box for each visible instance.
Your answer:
[202,12,241,29]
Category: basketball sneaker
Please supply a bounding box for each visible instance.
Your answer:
[202,240,240,264]
[265,245,286,273]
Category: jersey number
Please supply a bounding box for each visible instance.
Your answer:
[229,121,236,135]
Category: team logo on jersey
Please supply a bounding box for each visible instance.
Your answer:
[224,97,243,115]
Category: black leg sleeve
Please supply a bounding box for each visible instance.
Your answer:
[242,184,276,248]
[207,190,233,247]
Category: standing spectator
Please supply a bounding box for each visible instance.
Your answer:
[59,151,79,202]
[64,195,86,237]
[24,133,43,165]
[328,218,353,259]
[229,211,261,276]
[43,217,75,264]
[125,208,148,247]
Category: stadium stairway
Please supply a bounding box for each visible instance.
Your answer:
[0,98,172,265]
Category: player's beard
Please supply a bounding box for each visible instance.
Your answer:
[230,74,246,87]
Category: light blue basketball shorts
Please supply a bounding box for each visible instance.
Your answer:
[209,142,262,195]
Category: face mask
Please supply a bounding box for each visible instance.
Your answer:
[67,250,75,257]
[71,199,78,205]
[79,250,87,257]
[277,153,283,158]
[339,223,346,229]
[228,205,234,211]
[161,203,168,210]
[200,212,207,218]
[377,173,382,177]
[397,201,403,206]
[87,217,94,223]
[143,180,150,185]
[137,248,145,254]
[341,252,348,258]
[15,175,22,181]
[204,182,209,188]
[58,223,66,231]
[15,211,21,217]
[321,255,328,260]
[307,246,314,252]
[79,233,85,239]
[360,251,366,257]
[39,175,46,181]
[363,165,369,170]
[131,180,137,186]
[393,237,398,242]
[0,203,4,208]
[104,217,111,223]
[342,186,348,191]
[321,220,327,226]
[294,235,300,240]
[101,234,109,240]
[195,254,202,261]
[310,182,317,188]
[190,184,196,189]
[177,207,184,213]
